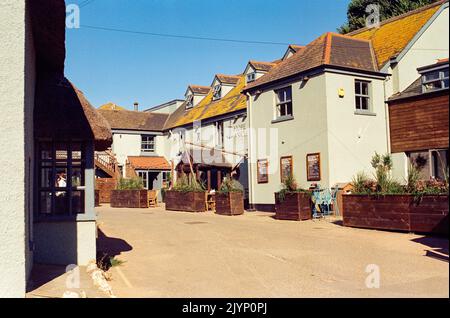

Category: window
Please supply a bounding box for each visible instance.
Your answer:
[141,135,155,153]
[138,171,148,189]
[185,95,194,109]
[246,72,256,83]
[213,85,222,100]
[355,80,371,111]
[422,68,449,92]
[216,121,224,148]
[37,141,85,216]
[408,149,449,181]
[275,86,293,119]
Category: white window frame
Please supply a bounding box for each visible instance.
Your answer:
[355,80,371,111]
[246,72,256,83]
[213,85,222,100]
[141,135,155,153]
[274,86,293,119]
[185,94,194,109]
[422,68,449,93]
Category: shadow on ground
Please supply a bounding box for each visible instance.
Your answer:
[97,229,133,271]
[411,236,449,263]
[26,264,67,293]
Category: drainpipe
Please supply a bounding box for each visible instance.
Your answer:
[246,92,256,211]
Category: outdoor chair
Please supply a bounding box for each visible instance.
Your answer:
[331,187,340,216]
[148,190,158,208]
[205,192,216,211]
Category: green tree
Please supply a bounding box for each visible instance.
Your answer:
[338,0,438,34]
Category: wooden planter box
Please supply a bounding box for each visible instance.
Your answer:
[274,192,312,221]
[110,190,148,208]
[165,190,206,212]
[342,194,449,235]
[215,192,244,216]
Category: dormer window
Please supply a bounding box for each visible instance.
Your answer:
[185,95,194,110]
[246,72,256,83]
[213,85,222,100]
[422,68,449,92]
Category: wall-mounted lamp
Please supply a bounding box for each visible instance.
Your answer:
[338,88,345,98]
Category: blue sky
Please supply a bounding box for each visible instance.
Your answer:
[66,0,349,110]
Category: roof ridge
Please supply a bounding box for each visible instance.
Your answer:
[348,0,446,36]
[323,32,333,64]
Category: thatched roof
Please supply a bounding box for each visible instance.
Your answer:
[34,74,113,151]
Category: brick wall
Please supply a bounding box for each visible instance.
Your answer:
[95,178,116,203]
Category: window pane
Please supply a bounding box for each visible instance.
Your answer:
[286,102,293,116]
[72,143,82,161]
[54,192,69,215]
[72,191,85,214]
[285,87,292,101]
[424,81,442,91]
[361,97,369,110]
[443,79,449,89]
[362,82,369,96]
[55,143,68,161]
[355,97,361,110]
[39,192,52,214]
[443,70,449,78]
[355,82,361,95]
[40,168,53,188]
[72,167,83,187]
[40,143,52,160]
[424,71,440,82]
[55,167,68,188]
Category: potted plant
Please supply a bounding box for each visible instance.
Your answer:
[342,153,449,235]
[274,175,312,221]
[215,175,245,216]
[110,177,148,208]
[165,174,207,212]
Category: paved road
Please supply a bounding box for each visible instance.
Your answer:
[96,205,449,298]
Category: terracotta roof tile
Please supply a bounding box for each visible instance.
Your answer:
[215,74,241,85]
[99,109,169,131]
[189,85,211,95]
[350,1,444,68]
[249,61,277,72]
[244,32,378,91]
[128,156,171,170]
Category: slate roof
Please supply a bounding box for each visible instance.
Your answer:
[98,109,169,131]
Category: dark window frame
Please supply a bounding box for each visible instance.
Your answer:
[37,140,86,216]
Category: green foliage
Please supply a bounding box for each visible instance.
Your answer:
[172,173,205,193]
[218,175,244,194]
[338,0,438,34]
[278,175,308,202]
[117,177,144,190]
[351,152,448,196]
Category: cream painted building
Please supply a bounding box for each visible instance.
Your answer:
[244,33,389,210]
[0,0,112,297]
[350,1,449,181]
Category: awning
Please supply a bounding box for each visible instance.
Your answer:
[128,156,171,170]
[178,145,244,169]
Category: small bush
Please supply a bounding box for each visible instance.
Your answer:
[172,173,205,193]
[218,175,244,194]
[117,177,144,190]
[278,175,308,202]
